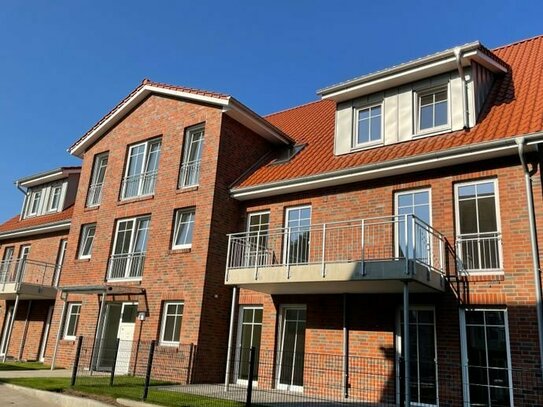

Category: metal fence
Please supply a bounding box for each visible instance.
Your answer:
[0,259,59,289]
[70,337,543,406]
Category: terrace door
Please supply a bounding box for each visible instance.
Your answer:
[0,306,14,357]
[236,306,263,385]
[277,306,306,392]
[395,190,431,261]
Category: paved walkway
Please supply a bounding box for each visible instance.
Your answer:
[0,383,62,406]
[0,368,71,378]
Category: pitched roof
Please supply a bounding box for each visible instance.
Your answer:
[0,206,73,238]
[234,35,543,190]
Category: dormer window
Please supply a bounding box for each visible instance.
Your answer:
[417,86,449,133]
[47,184,62,212]
[28,190,42,216]
[354,104,382,148]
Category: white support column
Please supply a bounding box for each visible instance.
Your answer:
[403,282,411,406]
[51,295,68,370]
[342,293,349,399]
[2,294,20,362]
[224,286,238,391]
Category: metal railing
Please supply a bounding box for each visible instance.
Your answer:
[86,183,104,207]
[456,232,502,273]
[121,171,158,199]
[179,161,201,188]
[107,252,146,280]
[0,259,60,291]
[226,214,446,279]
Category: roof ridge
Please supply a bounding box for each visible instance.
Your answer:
[265,99,327,119]
[493,33,543,51]
[145,79,230,98]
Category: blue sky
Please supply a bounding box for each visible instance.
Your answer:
[0,0,541,219]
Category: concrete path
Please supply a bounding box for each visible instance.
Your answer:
[0,383,61,406]
[0,369,72,378]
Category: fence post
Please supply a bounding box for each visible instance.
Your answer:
[71,336,83,387]
[110,338,120,386]
[246,346,256,407]
[142,340,156,401]
[186,343,194,385]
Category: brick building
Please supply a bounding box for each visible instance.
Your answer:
[1,35,542,405]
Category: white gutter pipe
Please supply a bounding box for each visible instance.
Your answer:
[516,137,543,375]
[454,47,469,130]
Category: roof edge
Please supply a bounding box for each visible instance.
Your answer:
[16,167,81,188]
[0,219,71,240]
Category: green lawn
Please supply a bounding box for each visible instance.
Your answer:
[0,361,52,371]
[0,376,244,407]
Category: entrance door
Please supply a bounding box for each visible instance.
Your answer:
[397,307,438,406]
[0,306,14,357]
[277,306,306,392]
[38,305,54,362]
[236,306,263,385]
[115,303,137,375]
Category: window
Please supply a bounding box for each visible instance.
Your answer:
[284,206,311,264]
[455,180,502,273]
[54,239,68,286]
[47,184,62,212]
[78,224,96,259]
[245,212,270,266]
[87,153,108,207]
[461,309,512,406]
[278,306,306,391]
[15,245,31,279]
[121,139,161,199]
[354,104,382,147]
[0,247,14,280]
[418,86,448,132]
[160,302,184,345]
[27,190,42,216]
[236,306,263,383]
[172,209,195,250]
[395,189,431,259]
[179,125,204,188]
[108,216,150,280]
[64,303,82,340]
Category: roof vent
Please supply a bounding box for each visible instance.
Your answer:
[272,144,305,165]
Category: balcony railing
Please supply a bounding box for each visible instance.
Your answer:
[86,182,104,207]
[107,252,146,280]
[456,232,502,273]
[179,161,201,188]
[121,171,158,199]
[226,214,446,280]
[0,259,60,291]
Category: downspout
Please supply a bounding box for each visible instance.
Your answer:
[15,181,27,221]
[516,137,543,375]
[454,47,469,130]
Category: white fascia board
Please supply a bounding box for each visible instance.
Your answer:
[18,169,80,188]
[0,221,71,240]
[230,135,543,201]
[463,50,508,73]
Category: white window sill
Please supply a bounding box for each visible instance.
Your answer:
[159,341,180,347]
[106,277,143,283]
[414,125,452,138]
[350,140,384,152]
[460,269,504,276]
[78,255,91,260]
[172,244,192,251]
[63,336,77,341]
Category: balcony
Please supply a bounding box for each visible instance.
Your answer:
[121,171,158,200]
[225,215,448,294]
[0,259,60,299]
[107,252,146,281]
[456,232,502,274]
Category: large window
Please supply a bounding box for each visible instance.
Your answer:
[284,206,311,264]
[236,306,263,383]
[78,224,96,259]
[355,104,382,147]
[179,125,205,188]
[87,152,109,207]
[121,139,161,199]
[455,180,502,273]
[160,302,184,346]
[395,189,431,260]
[64,303,82,340]
[172,209,195,250]
[245,211,270,267]
[418,86,448,132]
[461,309,512,406]
[0,247,14,281]
[108,216,150,280]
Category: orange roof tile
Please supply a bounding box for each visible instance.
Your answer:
[0,206,73,236]
[235,35,543,189]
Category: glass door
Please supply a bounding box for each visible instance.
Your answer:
[236,306,263,384]
[277,306,306,392]
[0,306,14,357]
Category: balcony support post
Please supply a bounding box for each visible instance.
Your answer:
[286,228,291,279]
[51,294,68,370]
[403,281,411,406]
[321,224,326,278]
[17,300,32,361]
[224,286,238,391]
[360,220,365,276]
[404,214,409,275]
[254,230,261,280]
[225,236,232,282]
[342,293,349,399]
[2,293,19,362]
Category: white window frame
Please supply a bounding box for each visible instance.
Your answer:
[353,103,383,149]
[87,152,109,207]
[235,305,263,386]
[78,224,96,259]
[459,308,514,407]
[394,188,432,259]
[454,179,503,275]
[416,84,451,136]
[245,211,271,267]
[121,138,161,200]
[179,125,205,188]
[63,303,82,340]
[283,206,312,264]
[47,184,63,212]
[395,305,439,407]
[172,208,195,250]
[159,301,184,346]
[276,304,306,392]
[27,189,43,217]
